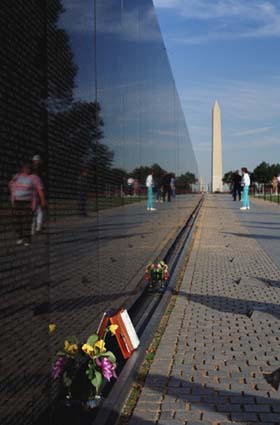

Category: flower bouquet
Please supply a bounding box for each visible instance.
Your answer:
[144,260,169,292]
[51,324,118,409]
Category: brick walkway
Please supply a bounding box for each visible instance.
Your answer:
[128,194,280,425]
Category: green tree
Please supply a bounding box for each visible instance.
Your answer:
[252,162,273,183]
[270,163,280,179]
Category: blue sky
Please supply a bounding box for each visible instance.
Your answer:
[153,0,280,185]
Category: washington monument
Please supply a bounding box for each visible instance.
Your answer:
[212,100,223,192]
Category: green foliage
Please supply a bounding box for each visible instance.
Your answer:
[86,363,102,393]
[223,162,280,185]
[65,336,79,345]
[87,334,98,346]
[252,161,280,183]
[145,352,156,361]
[99,351,116,363]
[91,371,102,393]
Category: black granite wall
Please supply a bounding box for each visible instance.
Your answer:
[0,1,198,424]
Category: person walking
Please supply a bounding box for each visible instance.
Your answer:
[9,162,46,246]
[240,167,250,211]
[146,171,156,211]
[232,170,242,201]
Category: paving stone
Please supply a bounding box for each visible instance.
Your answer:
[258,413,280,422]
[127,196,280,425]
[231,412,259,421]
[175,411,202,420]
[271,403,280,412]
[244,404,271,412]
[186,423,211,425]
[216,404,242,412]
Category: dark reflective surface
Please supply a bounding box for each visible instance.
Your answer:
[0,1,198,423]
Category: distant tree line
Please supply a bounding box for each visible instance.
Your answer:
[223,161,280,185]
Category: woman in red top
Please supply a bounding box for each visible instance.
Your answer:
[9,163,46,246]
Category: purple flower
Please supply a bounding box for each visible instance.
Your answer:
[96,357,117,382]
[52,356,68,380]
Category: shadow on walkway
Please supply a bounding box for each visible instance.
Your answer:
[223,232,280,241]
[174,291,280,320]
[121,373,280,424]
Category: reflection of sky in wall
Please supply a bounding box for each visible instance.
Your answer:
[58,0,198,177]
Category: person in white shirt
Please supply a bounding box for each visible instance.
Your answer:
[146,172,156,211]
[277,173,280,194]
[240,167,250,210]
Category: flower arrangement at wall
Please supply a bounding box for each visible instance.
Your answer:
[144,260,169,291]
[50,324,118,406]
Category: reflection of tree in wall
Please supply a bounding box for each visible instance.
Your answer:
[131,163,167,186]
[47,0,114,206]
[0,0,46,203]
[176,172,197,192]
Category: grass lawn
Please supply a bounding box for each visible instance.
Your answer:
[253,194,280,204]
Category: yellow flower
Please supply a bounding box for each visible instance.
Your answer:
[94,339,106,353]
[48,323,56,334]
[64,340,78,355]
[109,324,118,336]
[82,343,94,358]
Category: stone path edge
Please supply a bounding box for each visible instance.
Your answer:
[116,202,204,425]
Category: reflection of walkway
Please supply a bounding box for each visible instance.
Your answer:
[1,195,200,425]
[48,196,202,330]
[128,195,280,424]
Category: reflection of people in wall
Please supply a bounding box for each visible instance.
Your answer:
[32,154,45,233]
[78,169,88,216]
[170,174,176,199]
[127,177,134,196]
[146,171,156,211]
[162,172,171,202]
[133,179,140,197]
[9,162,46,246]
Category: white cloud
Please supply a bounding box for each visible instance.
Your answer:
[154,0,280,43]
[233,127,273,137]
[180,77,280,123]
[225,137,279,150]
